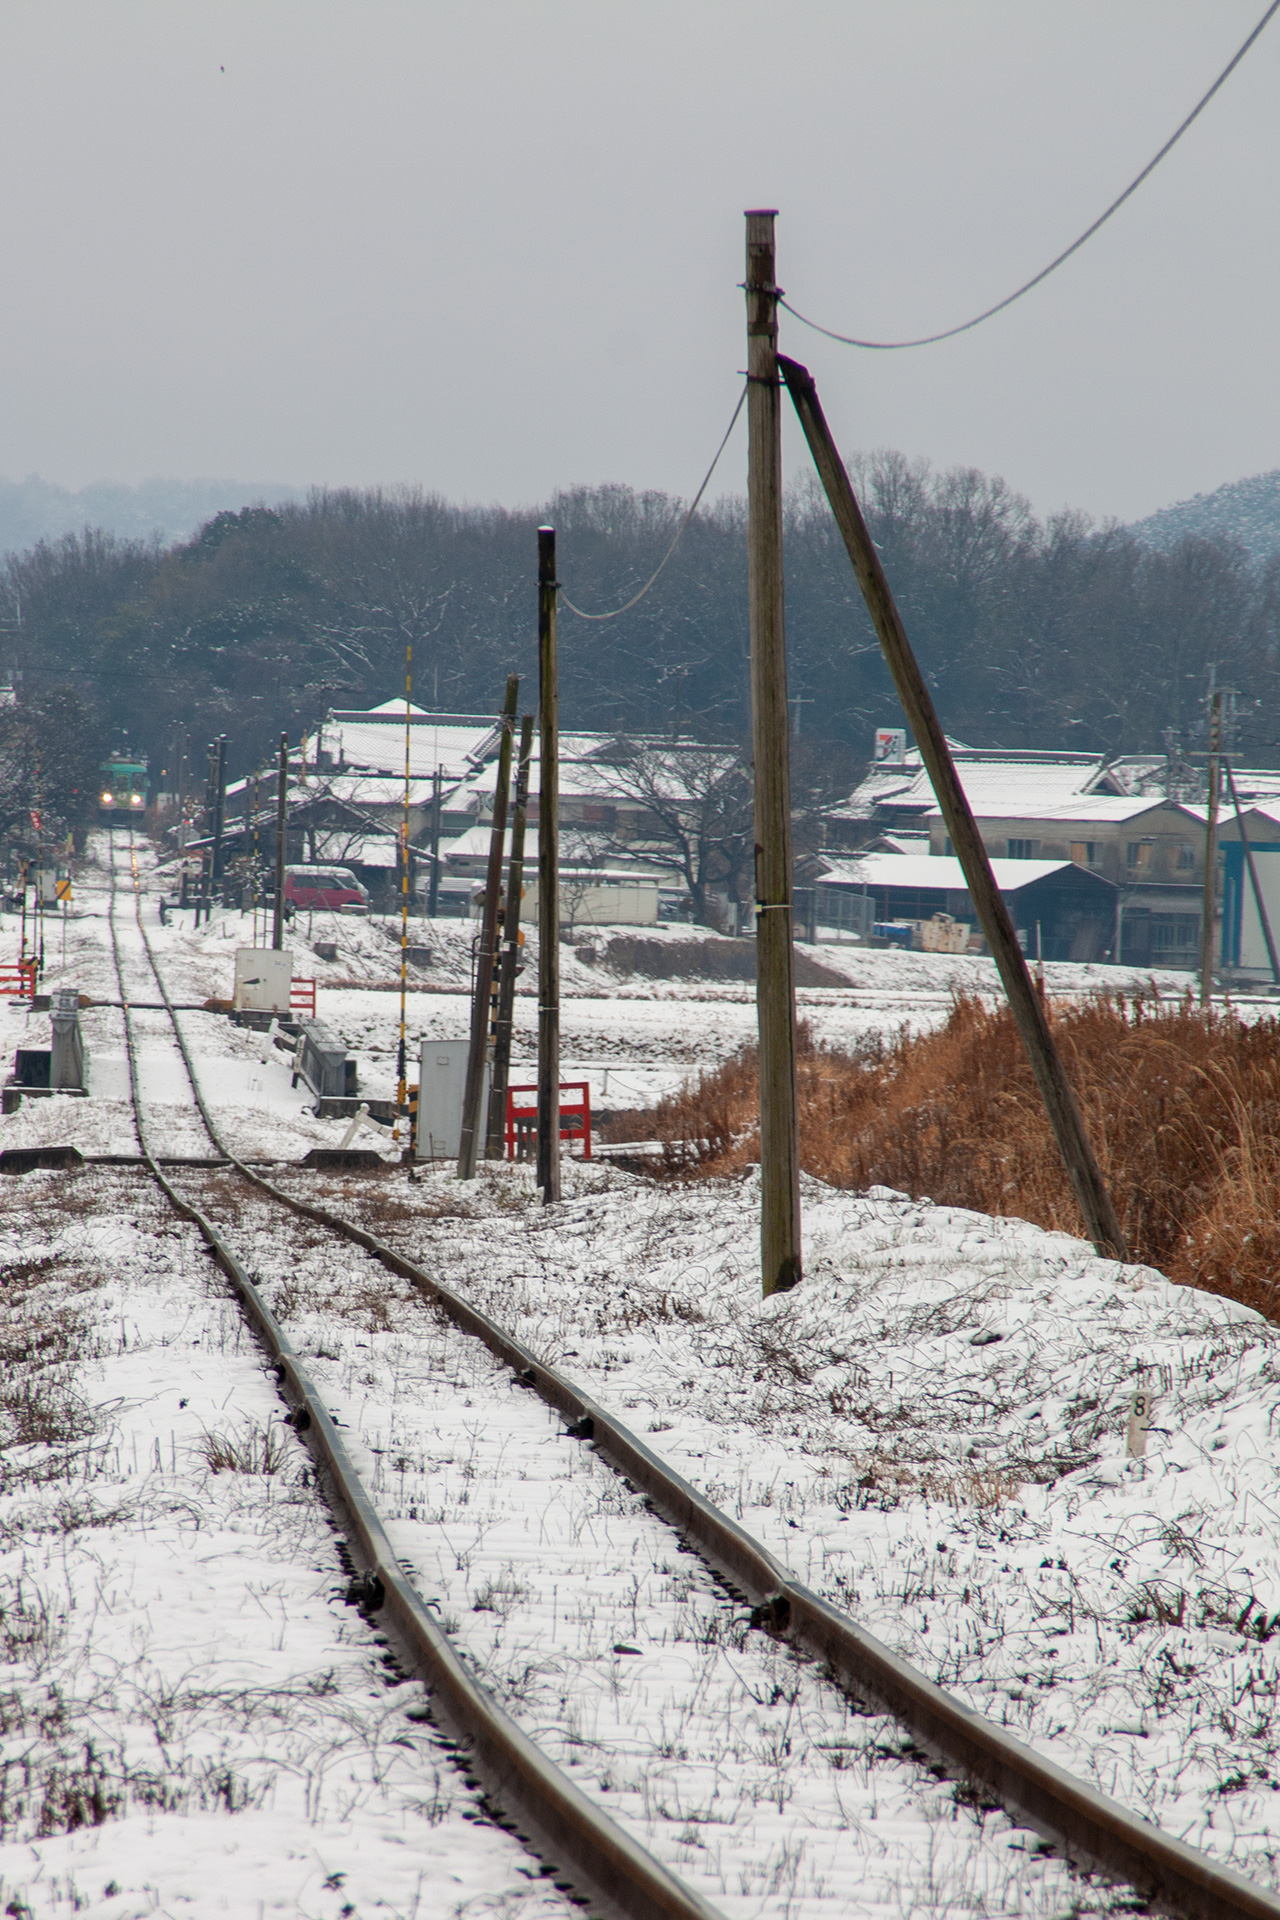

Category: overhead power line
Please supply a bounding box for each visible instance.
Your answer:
[780,0,1280,352]
[558,385,746,621]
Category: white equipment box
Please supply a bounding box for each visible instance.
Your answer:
[233,948,293,1014]
[416,1037,489,1161]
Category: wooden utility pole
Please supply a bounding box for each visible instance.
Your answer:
[487,713,534,1157]
[745,210,802,1296]
[272,733,288,950]
[210,735,228,893]
[458,674,519,1179]
[537,527,561,1204]
[1224,759,1280,985]
[779,353,1127,1263]
[427,766,443,918]
[1200,690,1223,1006]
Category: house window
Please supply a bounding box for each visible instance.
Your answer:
[1006,838,1038,859]
[1174,842,1196,871]
[1069,842,1097,867]
[1151,914,1199,954]
[1127,841,1153,871]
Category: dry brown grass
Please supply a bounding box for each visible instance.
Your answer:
[617,994,1280,1316]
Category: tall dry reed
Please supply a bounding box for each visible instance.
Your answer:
[614,996,1280,1318]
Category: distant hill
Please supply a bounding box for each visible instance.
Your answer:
[1128,469,1280,565]
[0,475,300,559]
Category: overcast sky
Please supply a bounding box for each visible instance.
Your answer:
[0,2,1276,525]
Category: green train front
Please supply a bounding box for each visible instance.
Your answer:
[99,752,149,822]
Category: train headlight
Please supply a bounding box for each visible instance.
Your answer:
[101,792,114,806]
[130,794,143,807]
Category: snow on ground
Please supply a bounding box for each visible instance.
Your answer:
[6,831,1280,1914]
[291,1158,1280,1896]
[174,1168,1109,1920]
[0,1168,577,1920]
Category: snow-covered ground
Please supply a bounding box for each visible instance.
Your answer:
[4,833,1280,1916]
[0,1168,578,1920]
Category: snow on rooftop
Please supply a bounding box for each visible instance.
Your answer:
[818,851,1107,893]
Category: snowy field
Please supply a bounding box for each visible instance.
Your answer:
[4,835,1280,1916]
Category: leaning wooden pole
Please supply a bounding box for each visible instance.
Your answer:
[1224,758,1280,986]
[779,353,1127,1262]
[537,527,562,1204]
[1200,691,1223,1007]
[745,210,802,1297]
[487,713,534,1158]
[458,673,519,1179]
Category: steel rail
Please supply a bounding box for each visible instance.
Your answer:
[106,840,724,1920]
[118,842,1280,1920]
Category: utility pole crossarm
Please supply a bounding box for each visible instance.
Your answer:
[778,352,1126,1263]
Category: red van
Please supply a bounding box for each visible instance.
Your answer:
[283,865,369,913]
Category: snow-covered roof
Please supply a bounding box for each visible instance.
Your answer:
[816,853,1113,894]
[315,714,499,780]
[923,794,1196,827]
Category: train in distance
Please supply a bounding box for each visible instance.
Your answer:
[99,751,149,821]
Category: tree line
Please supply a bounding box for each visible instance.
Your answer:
[4,453,1279,840]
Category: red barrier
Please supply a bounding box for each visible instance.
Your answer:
[505,1081,592,1161]
[0,959,37,1000]
[290,977,317,1019]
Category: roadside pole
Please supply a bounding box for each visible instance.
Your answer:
[745,210,802,1296]
[272,733,287,950]
[537,527,561,1204]
[779,351,1127,1263]
[210,735,228,902]
[395,644,413,1155]
[487,713,534,1158]
[428,766,443,919]
[1200,691,1223,1006]
[458,674,519,1179]
[1224,758,1280,985]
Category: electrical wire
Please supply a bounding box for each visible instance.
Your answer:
[558,385,747,620]
[779,0,1280,352]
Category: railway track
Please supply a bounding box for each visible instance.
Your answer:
[101,834,1280,1920]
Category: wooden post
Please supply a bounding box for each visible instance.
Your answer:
[746,210,802,1297]
[458,673,519,1179]
[779,353,1128,1262]
[272,732,287,950]
[427,766,443,918]
[1200,691,1223,1006]
[537,527,562,1204]
[487,713,534,1157]
[1224,758,1280,985]
[210,735,228,891]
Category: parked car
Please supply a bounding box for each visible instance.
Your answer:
[283,865,369,913]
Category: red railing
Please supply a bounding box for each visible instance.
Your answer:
[505,1081,592,1161]
[290,977,317,1020]
[0,958,37,1000]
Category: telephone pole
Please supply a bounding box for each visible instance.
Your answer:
[745,210,801,1296]
[458,674,518,1179]
[536,527,561,1204]
[1200,690,1222,1005]
[272,733,288,950]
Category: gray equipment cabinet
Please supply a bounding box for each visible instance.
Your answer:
[292,1019,358,1113]
[50,989,88,1093]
